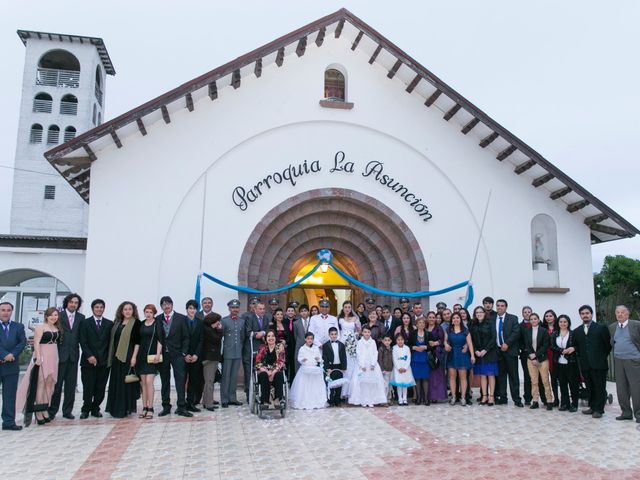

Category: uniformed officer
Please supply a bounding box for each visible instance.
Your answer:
[399,297,411,314]
[220,299,246,408]
[266,298,279,323]
[364,297,376,317]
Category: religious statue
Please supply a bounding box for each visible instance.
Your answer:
[533,233,550,265]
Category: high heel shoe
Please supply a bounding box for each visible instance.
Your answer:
[480,395,488,405]
[146,407,154,419]
[43,416,51,423]
[138,407,148,419]
[487,395,495,407]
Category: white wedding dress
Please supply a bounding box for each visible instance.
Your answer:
[348,337,388,406]
[339,318,358,398]
[289,344,327,410]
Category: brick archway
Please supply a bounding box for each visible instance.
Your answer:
[238,188,429,307]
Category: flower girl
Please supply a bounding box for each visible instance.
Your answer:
[289,332,327,409]
[389,333,416,405]
[348,326,388,407]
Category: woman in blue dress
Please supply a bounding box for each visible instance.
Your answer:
[470,306,498,406]
[408,317,431,405]
[444,312,475,406]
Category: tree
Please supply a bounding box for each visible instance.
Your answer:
[594,255,640,323]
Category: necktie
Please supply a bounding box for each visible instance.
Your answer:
[584,323,589,335]
[165,314,170,326]
[322,315,327,320]
[258,316,263,329]
[96,319,101,330]
[189,319,194,329]
[498,316,504,344]
[231,316,237,321]
[620,323,625,329]
[2,322,9,339]
[69,314,74,329]
[385,320,390,331]
[305,319,309,332]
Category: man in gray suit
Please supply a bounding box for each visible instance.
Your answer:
[243,301,267,399]
[293,304,312,369]
[220,299,246,408]
[609,305,640,423]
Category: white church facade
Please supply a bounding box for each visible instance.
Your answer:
[2,9,638,320]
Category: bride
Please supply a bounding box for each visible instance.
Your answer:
[337,301,361,398]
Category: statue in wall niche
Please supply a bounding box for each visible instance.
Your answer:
[533,233,551,265]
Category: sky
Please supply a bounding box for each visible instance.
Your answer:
[1,0,638,272]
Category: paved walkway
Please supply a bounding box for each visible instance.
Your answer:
[2,383,639,480]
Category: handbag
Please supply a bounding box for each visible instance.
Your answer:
[124,366,140,384]
[428,350,440,369]
[146,322,163,364]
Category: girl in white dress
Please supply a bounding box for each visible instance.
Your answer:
[338,301,361,398]
[390,334,416,405]
[348,326,388,407]
[289,332,327,410]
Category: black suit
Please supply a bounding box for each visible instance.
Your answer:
[573,321,611,414]
[155,312,190,411]
[50,309,85,417]
[0,321,27,427]
[551,330,580,408]
[524,327,550,362]
[322,340,347,405]
[185,317,204,407]
[381,317,401,342]
[79,316,113,414]
[495,312,521,404]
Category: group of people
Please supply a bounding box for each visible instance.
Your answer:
[0,293,638,431]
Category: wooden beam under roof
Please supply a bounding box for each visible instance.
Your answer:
[351,31,363,51]
[296,36,307,56]
[254,59,262,78]
[369,44,382,64]
[590,223,633,238]
[424,89,441,107]
[208,81,218,100]
[591,233,603,244]
[231,69,241,89]
[567,199,589,213]
[461,118,479,134]
[584,213,608,225]
[532,173,554,187]
[550,186,571,200]
[514,159,536,174]
[497,145,517,161]
[275,47,285,67]
[443,104,461,121]
[110,129,122,148]
[405,75,421,93]
[136,118,147,136]
[387,59,402,79]
[479,132,498,148]
[315,27,326,46]
[335,19,345,38]
[185,93,194,112]
[71,170,90,185]
[61,165,86,178]
[83,144,97,161]
[161,105,170,124]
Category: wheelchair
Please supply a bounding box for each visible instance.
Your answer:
[249,342,288,419]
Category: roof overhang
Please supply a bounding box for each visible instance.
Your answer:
[42,8,638,244]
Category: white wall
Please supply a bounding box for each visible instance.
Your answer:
[82,34,595,318]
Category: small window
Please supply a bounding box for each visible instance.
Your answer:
[324,68,346,102]
[60,94,78,115]
[29,123,43,143]
[63,126,76,142]
[33,93,53,113]
[46,125,60,145]
[44,185,56,200]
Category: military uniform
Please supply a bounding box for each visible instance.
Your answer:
[220,301,247,405]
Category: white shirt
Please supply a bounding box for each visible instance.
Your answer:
[556,333,569,364]
[330,341,340,365]
[309,314,338,347]
[618,320,629,329]
[531,326,539,352]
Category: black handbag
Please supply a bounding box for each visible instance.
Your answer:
[428,351,440,369]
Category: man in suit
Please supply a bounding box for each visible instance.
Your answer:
[201,311,223,411]
[573,304,611,418]
[399,297,412,315]
[482,297,497,322]
[518,306,534,405]
[608,305,640,423]
[220,299,246,407]
[293,304,312,369]
[380,305,400,341]
[196,296,215,321]
[196,296,219,405]
[495,299,523,407]
[0,302,27,430]
[243,301,267,399]
[184,299,204,412]
[78,299,113,419]
[323,327,347,406]
[155,296,192,417]
[49,293,85,420]
[283,304,299,382]
[412,302,425,326]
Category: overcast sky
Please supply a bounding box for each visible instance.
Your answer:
[1,0,638,271]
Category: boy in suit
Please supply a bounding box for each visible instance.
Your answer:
[79,299,113,419]
[0,302,27,430]
[322,327,347,406]
[184,299,204,412]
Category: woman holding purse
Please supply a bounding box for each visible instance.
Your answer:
[106,301,141,418]
[137,304,165,419]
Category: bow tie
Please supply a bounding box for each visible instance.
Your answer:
[231,316,238,320]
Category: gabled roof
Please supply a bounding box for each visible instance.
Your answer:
[43,8,638,243]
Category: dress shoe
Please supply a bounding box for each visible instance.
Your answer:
[2,424,22,431]
[514,401,524,408]
[36,418,46,425]
[79,412,90,419]
[636,418,640,423]
[158,408,171,417]
[175,409,193,417]
[568,407,577,413]
[615,415,633,421]
[582,408,593,415]
[552,400,559,407]
[204,406,217,412]
[229,401,242,406]
[530,402,539,409]
[91,411,103,418]
[62,413,75,420]
[558,406,568,411]
[221,403,229,408]
[213,400,220,405]
[546,404,553,411]
[525,401,531,406]
[592,412,603,418]
[186,405,201,413]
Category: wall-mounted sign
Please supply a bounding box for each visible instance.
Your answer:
[231,151,432,222]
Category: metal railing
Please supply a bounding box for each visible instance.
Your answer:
[32,99,52,113]
[60,101,78,115]
[36,68,80,88]
[95,84,103,106]
[29,129,43,143]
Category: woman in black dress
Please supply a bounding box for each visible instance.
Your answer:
[106,301,141,418]
[137,304,164,419]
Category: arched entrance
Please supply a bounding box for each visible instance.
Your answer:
[238,188,429,310]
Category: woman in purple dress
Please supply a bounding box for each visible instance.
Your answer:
[426,311,447,402]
